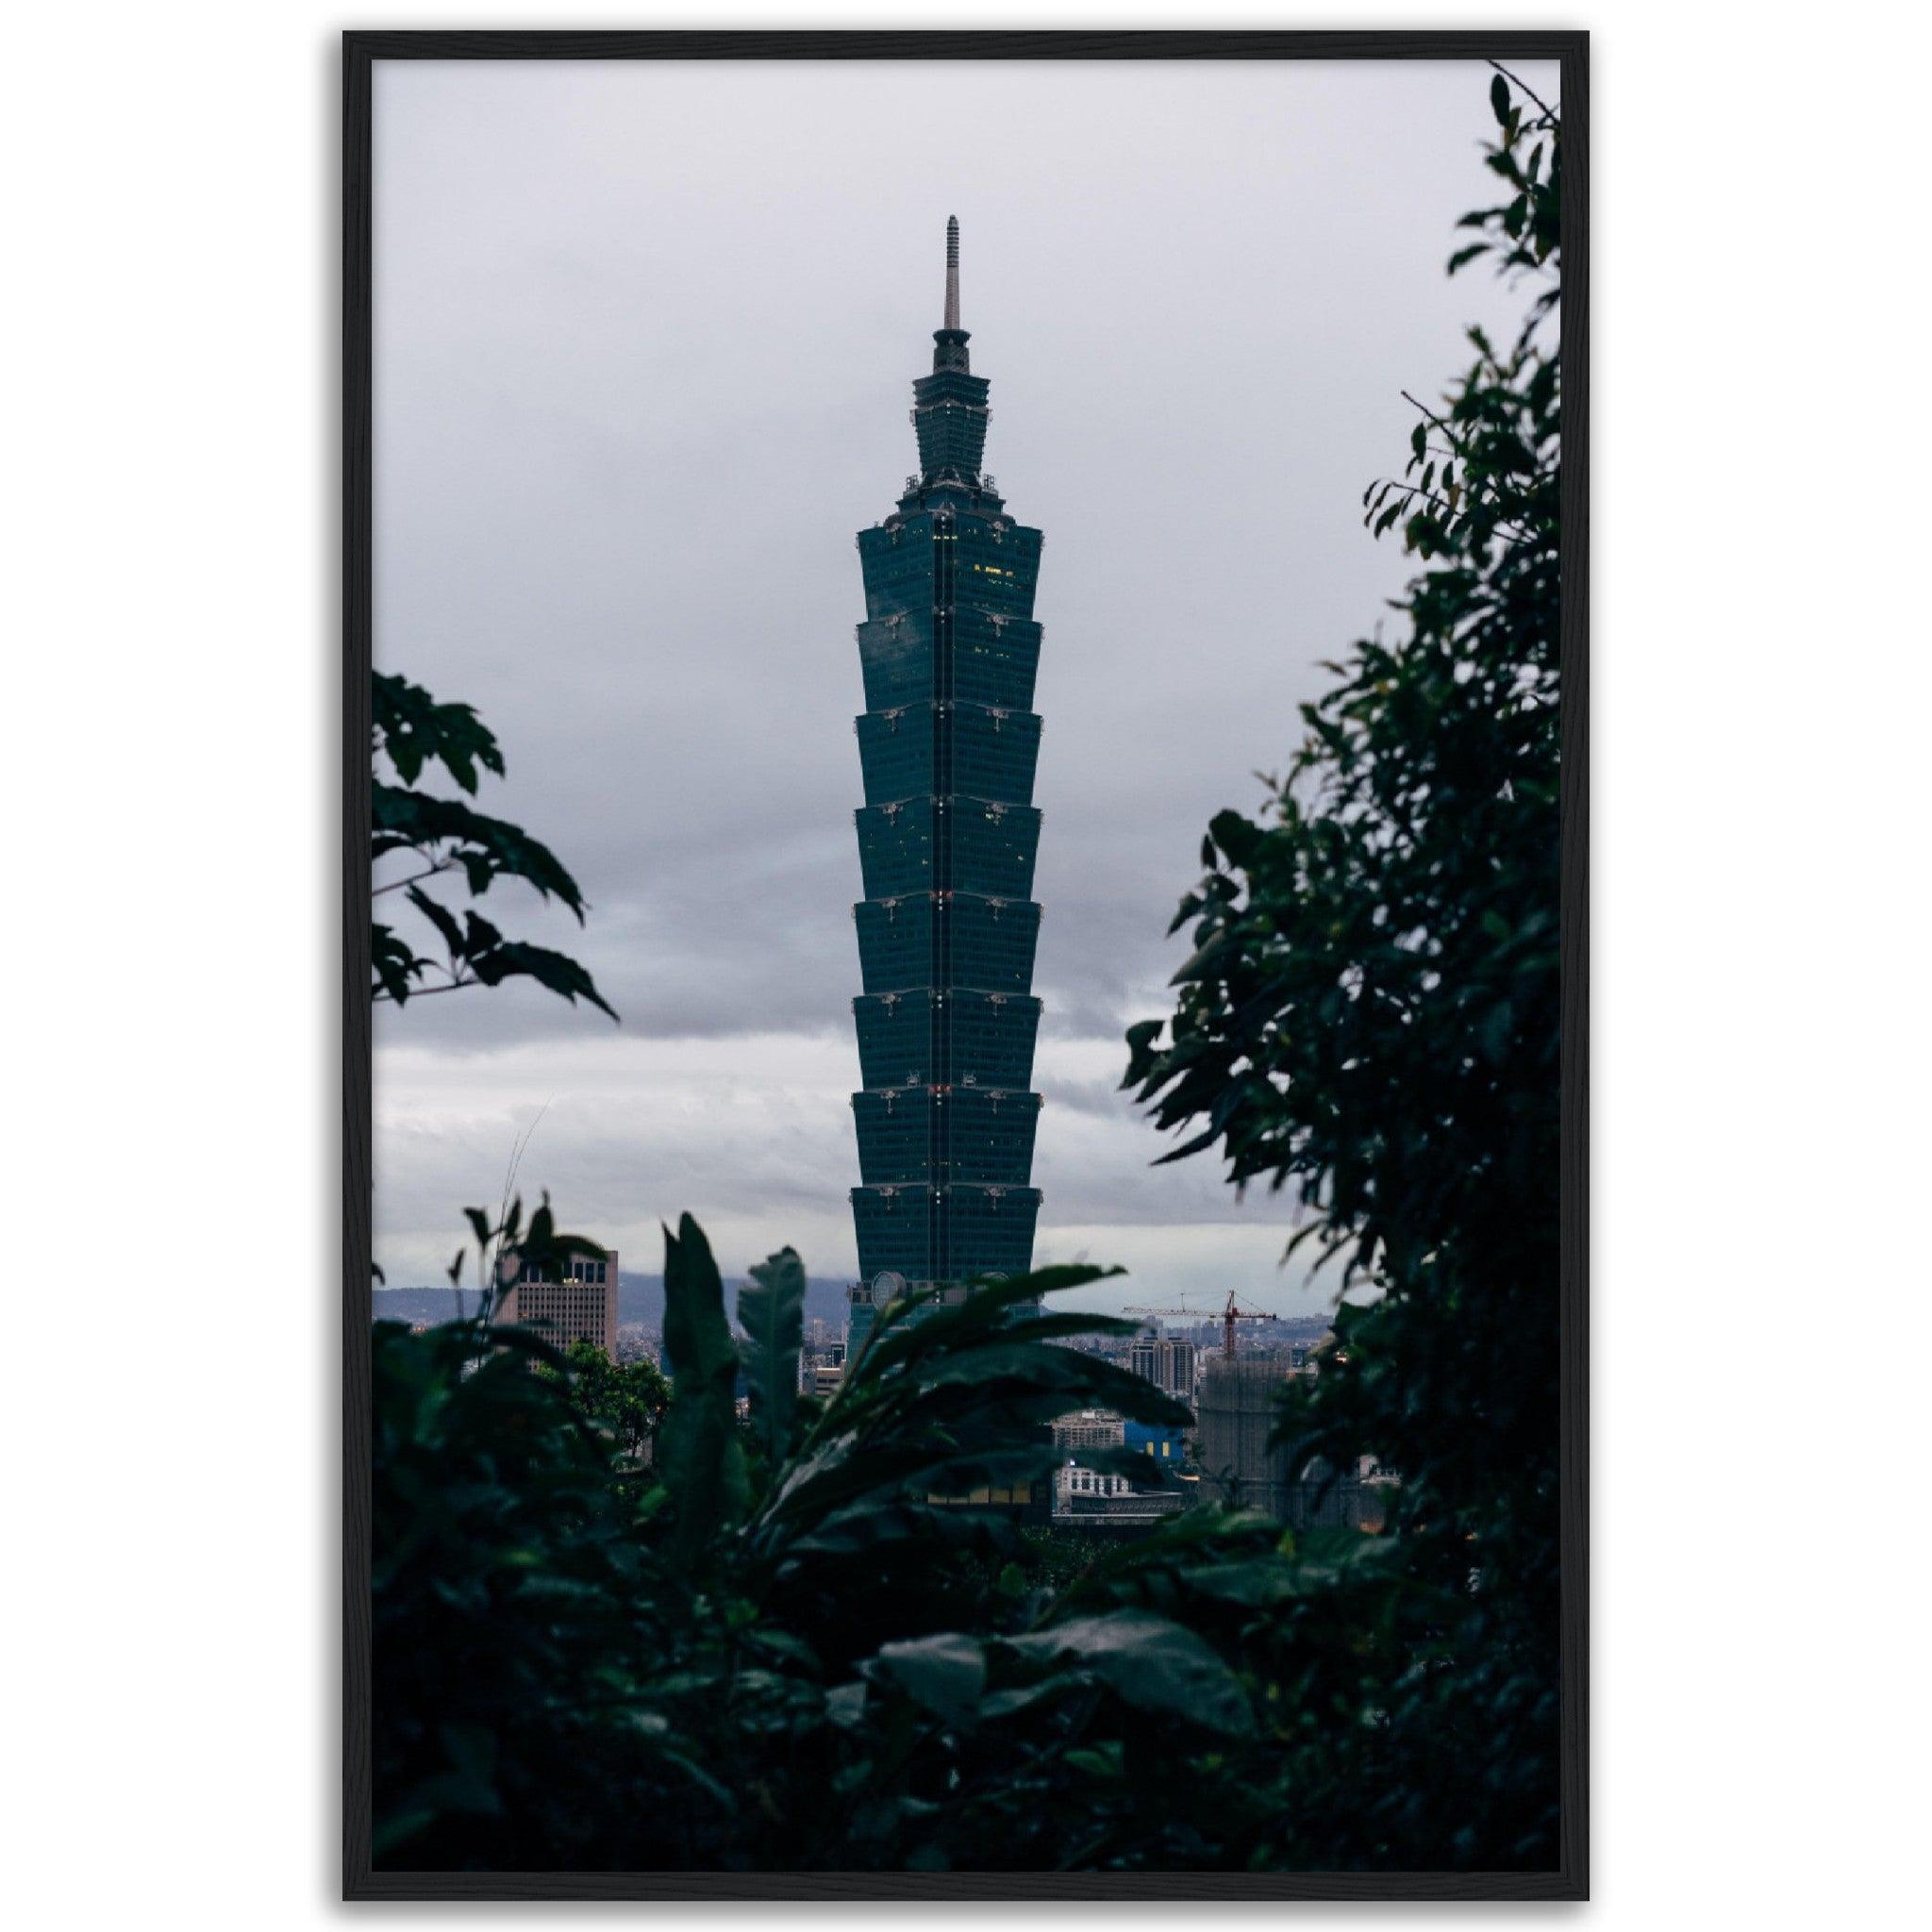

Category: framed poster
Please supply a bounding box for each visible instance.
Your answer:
[346,27,1586,1901]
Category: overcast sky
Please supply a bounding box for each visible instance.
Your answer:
[372,56,1558,1314]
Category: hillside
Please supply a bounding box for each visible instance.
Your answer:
[371,1271,852,1331]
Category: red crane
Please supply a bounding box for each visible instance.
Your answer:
[1122,1291,1280,1358]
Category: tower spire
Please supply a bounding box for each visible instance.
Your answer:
[930,216,972,377]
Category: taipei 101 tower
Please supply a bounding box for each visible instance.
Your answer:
[845,219,1046,1356]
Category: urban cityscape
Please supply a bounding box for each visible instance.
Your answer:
[368,55,1566,1876]
[380,1263,1360,1530]
[376,220,1373,1541]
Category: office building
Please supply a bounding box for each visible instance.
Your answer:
[846,219,1047,1357]
[498,1247,619,1357]
[1128,1334,1199,1401]
[1052,1408,1126,1455]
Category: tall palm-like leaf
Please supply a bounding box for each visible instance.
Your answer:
[737,1245,806,1463]
[658,1213,749,1566]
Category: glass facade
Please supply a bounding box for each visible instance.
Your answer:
[849,241,1045,1355]
[853,1086,1041,1187]
[856,798,1041,902]
[852,990,1040,1091]
[856,703,1041,808]
[852,893,1041,996]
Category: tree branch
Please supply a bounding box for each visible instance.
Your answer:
[1400,390,1459,440]
[1488,58,1557,125]
[372,856,455,898]
[1370,477,1537,545]
[373,977,476,1004]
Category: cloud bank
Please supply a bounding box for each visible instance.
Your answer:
[372,57,1557,1310]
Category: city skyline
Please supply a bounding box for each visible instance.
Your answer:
[370,57,1558,1310]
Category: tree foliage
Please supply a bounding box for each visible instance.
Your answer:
[438,1187,608,1326]
[1123,66,1564,1861]
[372,671,616,1017]
[371,1205,1541,1871]
[374,1224,1297,1872]
[368,74,1567,1875]
[736,1244,806,1468]
[541,1341,670,1463]
[658,1214,752,1567]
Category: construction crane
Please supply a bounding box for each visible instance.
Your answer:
[1123,1291,1280,1358]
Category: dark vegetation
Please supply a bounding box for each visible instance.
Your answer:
[1123,64,1563,1862]
[371,668,616,1017]
[369,75,1564,1874]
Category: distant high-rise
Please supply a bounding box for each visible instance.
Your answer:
[846,219,1046,1356]
[499,1247,619,1357]
[1195,1357,1391,1528]
[1161,1337,1199,1401]
[1129,1334,1199,1400]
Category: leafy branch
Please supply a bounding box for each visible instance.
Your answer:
[371,671,617,1018]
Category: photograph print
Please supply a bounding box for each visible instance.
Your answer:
[351,29,1584,1897]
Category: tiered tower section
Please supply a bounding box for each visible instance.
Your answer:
[848,219,1045,1353]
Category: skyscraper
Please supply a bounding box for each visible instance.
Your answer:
[498,1248,620,1357]
[846,219,1045,1357]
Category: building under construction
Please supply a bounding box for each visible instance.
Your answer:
[1194,1357,1393,1529]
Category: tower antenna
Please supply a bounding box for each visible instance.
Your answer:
[943,215,960,331]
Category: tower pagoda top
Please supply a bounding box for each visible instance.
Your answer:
[932,215,971,374]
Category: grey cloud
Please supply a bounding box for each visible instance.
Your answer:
[373,1030,1313,1302]
[372,57,1557,1286]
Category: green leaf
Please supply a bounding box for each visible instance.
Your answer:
[1063,1743,1124,1780]
[871,1631,986,1728]
[738,1245,806,1463]
[1208,808,1262,868]
[658,1213,749,1565]
[371,922,425,1004]
[405,883,465,959]
[525,1197,555,1253]
[843,1262,1125,1390]
[1170,926,1237,987]
[1000,1611,1254,1737]
[824,1680,868,1729]
[1491,71,1510,125]
[373,672,506,793]
[783,1494,1022,1559]
[452,910,619,1020]
[515,1204,606,1285]
[913,1341,1193,1427]
[1175,1557,1307,1607]
[1477,998,1515,1063]
[372,785,590,916]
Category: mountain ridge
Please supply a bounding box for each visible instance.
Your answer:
[371,1271,852,1330]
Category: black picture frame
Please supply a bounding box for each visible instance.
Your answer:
[343,26,1588,1902]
